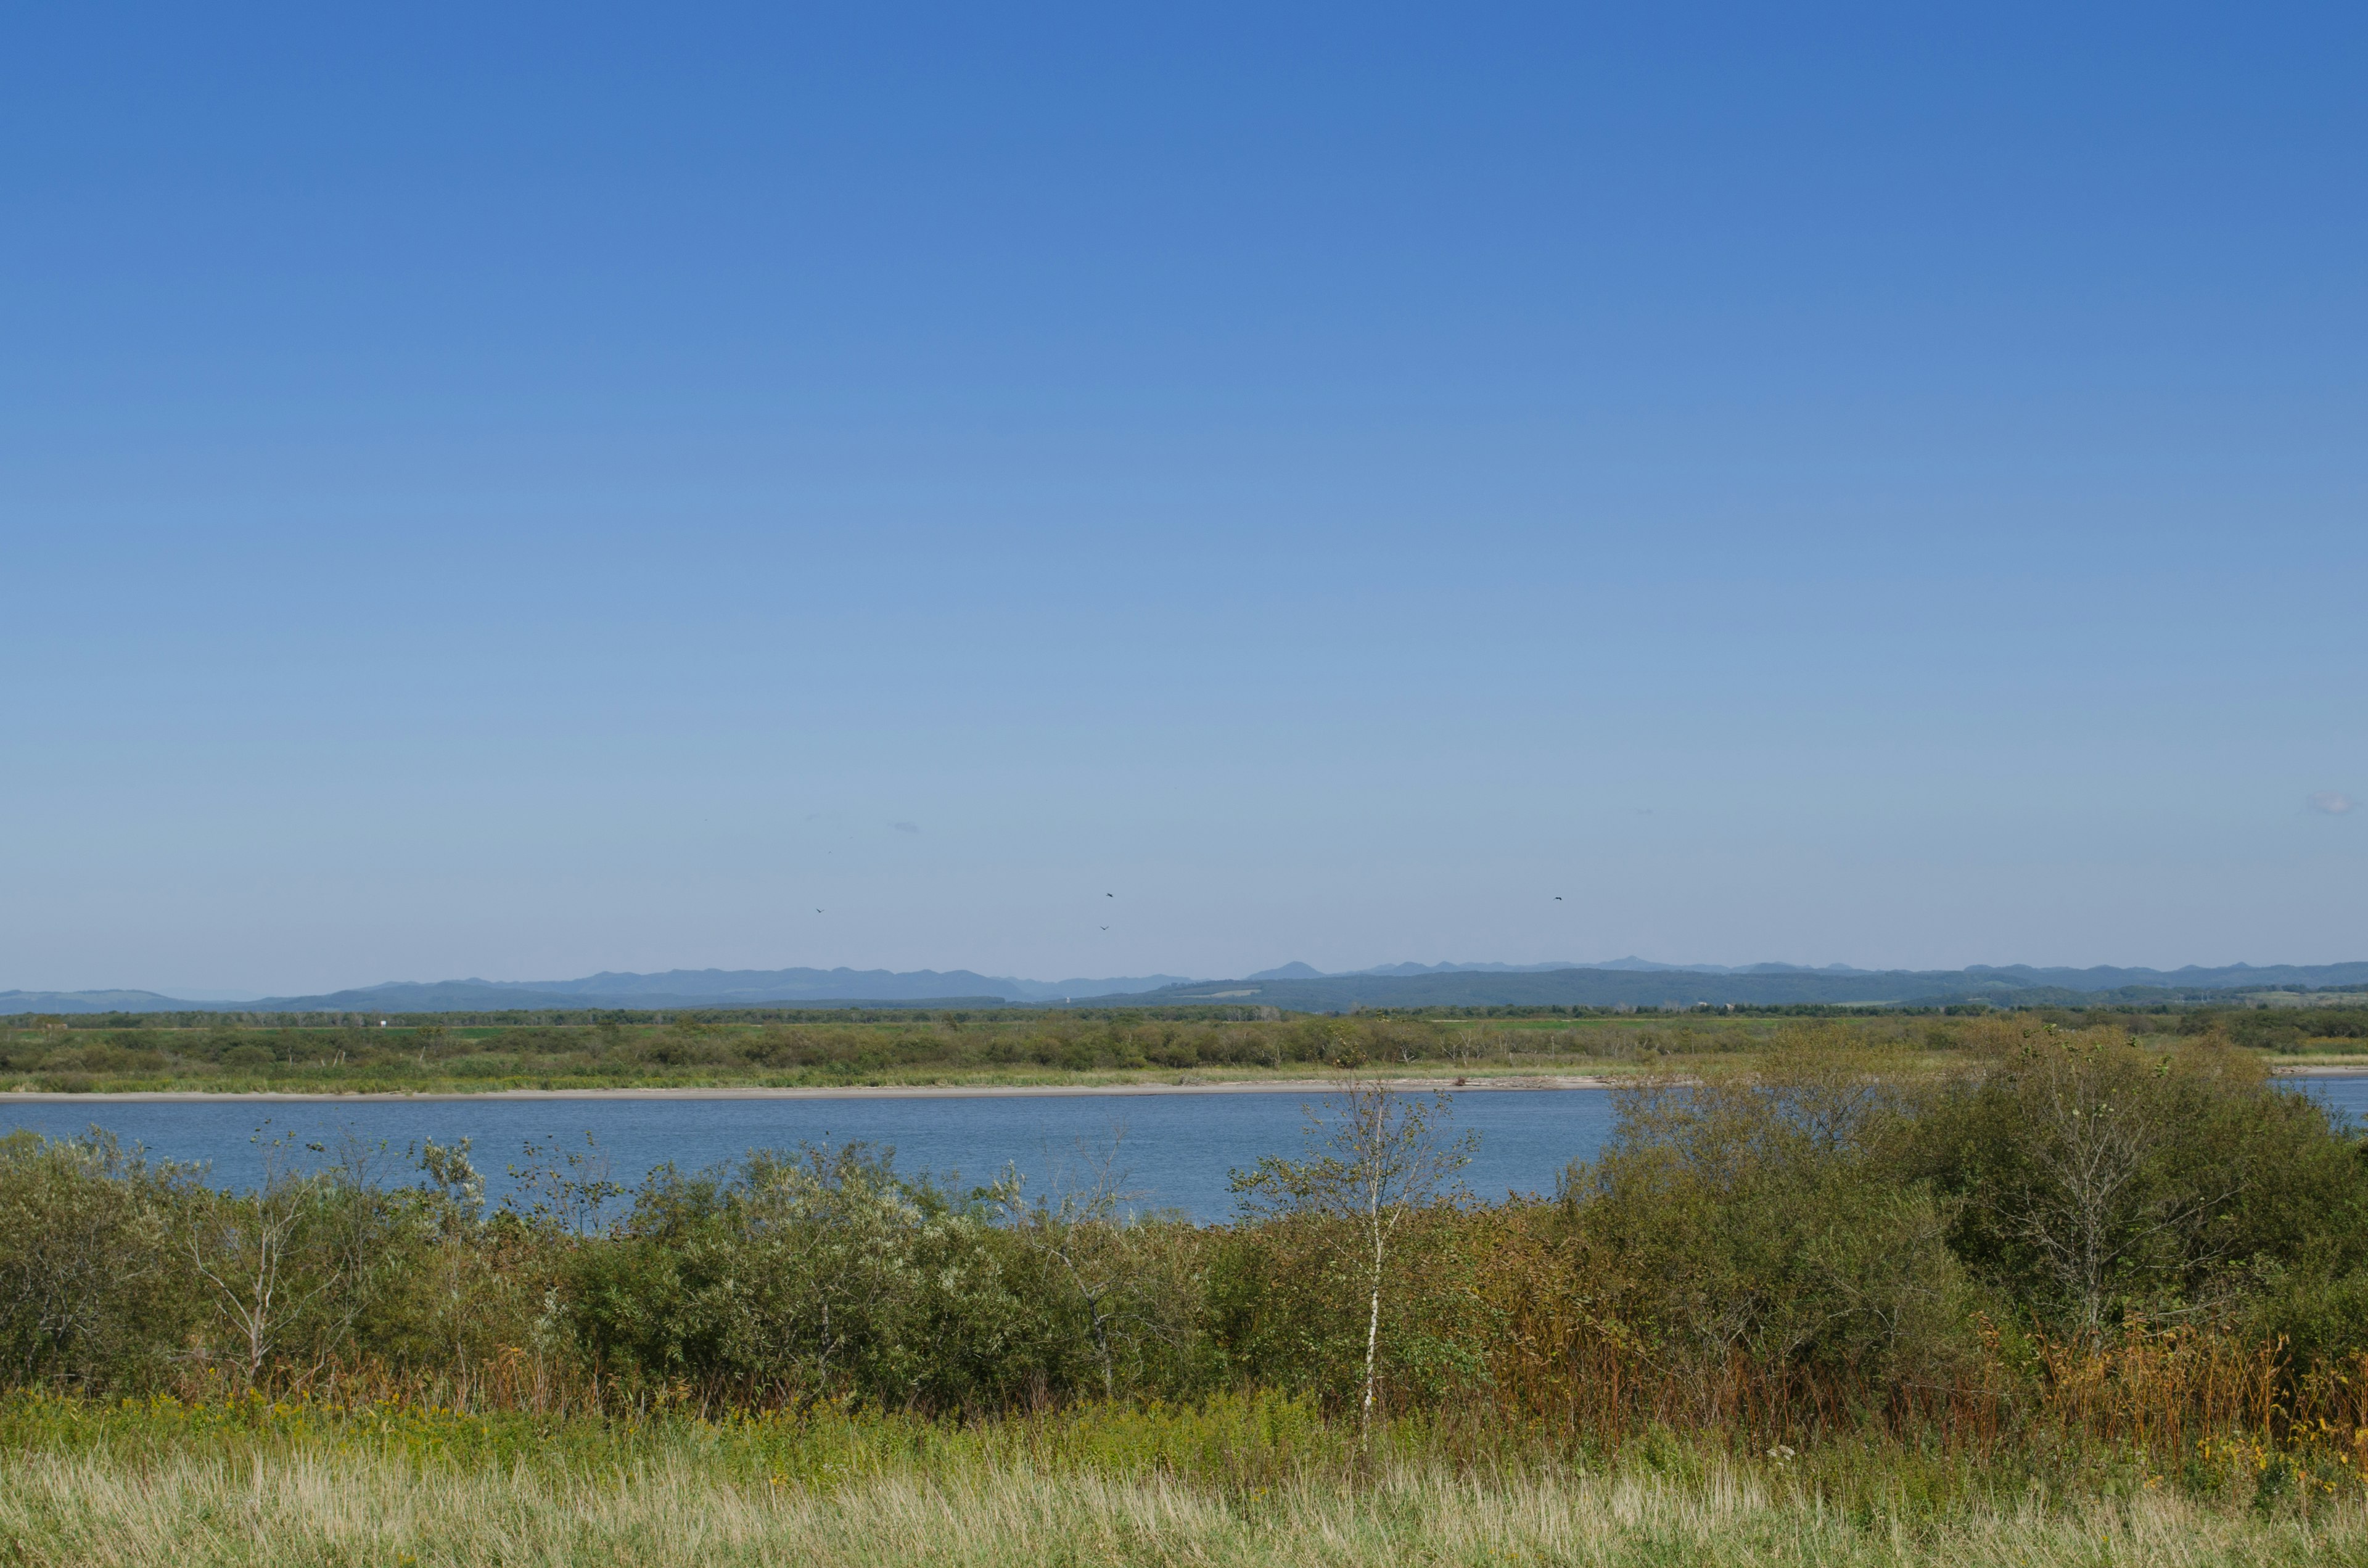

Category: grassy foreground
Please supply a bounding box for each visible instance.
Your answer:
[12,1454,2359,1568]
[2,1396,2361,1568]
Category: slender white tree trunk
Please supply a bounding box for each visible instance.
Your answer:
[1360,1205,1383,1447]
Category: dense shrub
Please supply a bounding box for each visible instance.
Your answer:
[1556,1045,1987,1413]
[0,1132,199,1389]
[567,1146,1080,1409]
[1899,1024,2366,1340]
[1208,1207,1497,1409]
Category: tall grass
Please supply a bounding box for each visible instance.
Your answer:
[4,1440,2362,1566]
[5,1389,2361,1523]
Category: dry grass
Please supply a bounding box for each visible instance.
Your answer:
[2,1448,2363,1568]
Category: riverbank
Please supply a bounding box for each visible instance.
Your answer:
[7,1058,2363,1101]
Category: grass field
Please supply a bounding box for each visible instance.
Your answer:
[3,1395,2361,1568]
[17,1452,2356,1567]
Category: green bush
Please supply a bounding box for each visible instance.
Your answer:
[1207,1207,1495,1411]
[563,1145,1112,1410]
[1556,1040,1986,1414]
[0,1132,200,1390]
[1897,1024,2368,1340]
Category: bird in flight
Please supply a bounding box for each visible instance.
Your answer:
[1554,896,1563,901]
[1100,925,1111,931]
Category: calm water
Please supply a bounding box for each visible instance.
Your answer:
[0,1088,1618,1223]
[8,1075,2361,1224]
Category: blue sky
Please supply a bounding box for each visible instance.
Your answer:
[4,4,2363,994]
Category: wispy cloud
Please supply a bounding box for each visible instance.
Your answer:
[2308,792,2355,816]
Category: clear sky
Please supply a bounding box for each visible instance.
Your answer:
[4,4,2363,995]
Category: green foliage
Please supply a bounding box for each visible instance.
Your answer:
[2222,1007,2368,1050]
[0,1132,199,1389]
[1901,1022,2365,1340]
[1227,1074,1476,1436]
[564,1144,1090,1410]
[1207,1207,1496,1410]
[1558,1038,1988,1411]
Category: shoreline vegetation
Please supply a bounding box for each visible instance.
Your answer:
[3,1003,2365,1098]
[7,1018,2368,1562]
[5,1059,2368,1102]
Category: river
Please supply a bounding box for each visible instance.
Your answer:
[6,1073,2360,1224]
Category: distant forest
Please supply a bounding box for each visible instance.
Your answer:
[3,1003,2364,1095]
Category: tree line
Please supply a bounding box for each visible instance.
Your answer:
[10,1006,2363,1094]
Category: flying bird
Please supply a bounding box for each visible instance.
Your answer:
[1100,925,1111,931]
[1554,896,1563,901]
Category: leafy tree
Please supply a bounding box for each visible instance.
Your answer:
[1901,1024,2348,1340]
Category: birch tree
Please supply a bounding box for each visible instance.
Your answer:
[1231,1056,1471,1445]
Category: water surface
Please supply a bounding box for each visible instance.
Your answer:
[10,1073,2359,1225]
[0,1088,1618,1223]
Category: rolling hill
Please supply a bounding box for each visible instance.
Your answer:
[6,961,2362,1016]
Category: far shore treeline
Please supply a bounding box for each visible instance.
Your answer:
[1,1002,2364,1096]
[7,1017,2368,1514]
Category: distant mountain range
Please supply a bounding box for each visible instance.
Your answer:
[5,959,2367,1016]
[0,967,1194,1016]
[1249,958,1880,981]
[1127,961,2368,1011]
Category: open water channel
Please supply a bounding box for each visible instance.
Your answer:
[5,1075,2363,1224]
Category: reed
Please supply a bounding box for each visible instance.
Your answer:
[4,1436,2361,1568]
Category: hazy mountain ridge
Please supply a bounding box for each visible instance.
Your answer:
[0,990,192,1014]
[1249,958,2368,988]
[0,967,1196,1014]
[6,959,2364,1015]
[1121,962,2368,1012]
[1264,959,1906,979]
[482,968,1194,1004]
